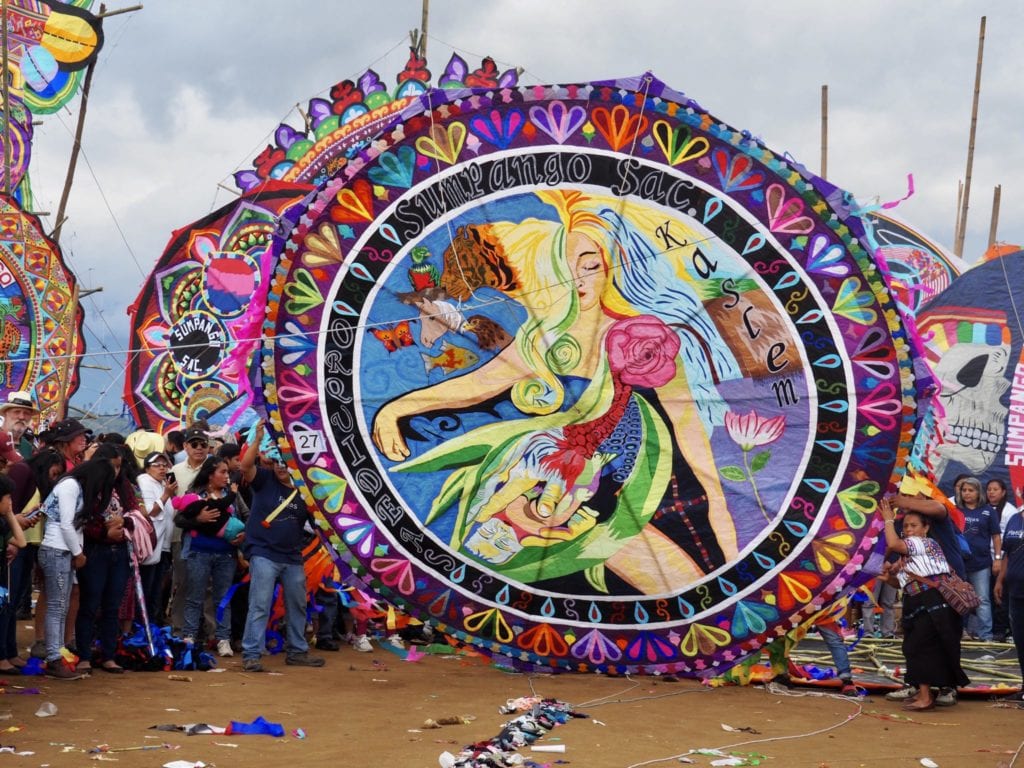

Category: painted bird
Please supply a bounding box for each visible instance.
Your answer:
[407,246,441,291]
[462,315,512,352]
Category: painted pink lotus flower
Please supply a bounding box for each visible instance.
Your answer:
[721,409,787,522]
[724,410,785,451]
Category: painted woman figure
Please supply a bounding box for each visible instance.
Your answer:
[372,191,751,595]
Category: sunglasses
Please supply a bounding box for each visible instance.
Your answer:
[188,440,209,449]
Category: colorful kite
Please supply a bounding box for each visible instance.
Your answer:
[0,94,34,195]
[4,1,104,114]
[234,49,517,193]
[260,73,921,676]
[124,183,311,433]
[914,249,1024,495]
[0,194,83,421]
[863,211,966,315]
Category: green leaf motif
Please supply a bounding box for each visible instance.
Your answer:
[750,450,771,473]
[720,466,748,482]
[584,564,609,594]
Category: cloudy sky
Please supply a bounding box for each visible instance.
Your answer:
[24,0,1024,426]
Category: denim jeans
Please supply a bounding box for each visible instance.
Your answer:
[817,624,852,680]
[38,546,74,663]
[241,555,308,660]
[183,549,236,641]
[863,579,898,636]
[966,568,993,640]
[76,541,131,663]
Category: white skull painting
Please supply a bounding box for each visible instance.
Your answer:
[934,339,1010,476]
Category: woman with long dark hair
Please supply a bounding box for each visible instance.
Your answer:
[38,454,117,679]
[74,443,136,673]
[175,456,242,656]
[4,450,65,670]
[0,475,27,672]
[957,477,1002,641]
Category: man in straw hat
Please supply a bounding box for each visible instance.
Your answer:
[0,391,40,459]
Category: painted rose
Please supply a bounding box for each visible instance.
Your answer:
[605,315,681,388]
[724,409,785,451]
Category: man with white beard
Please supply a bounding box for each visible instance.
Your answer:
[0,391,40,458]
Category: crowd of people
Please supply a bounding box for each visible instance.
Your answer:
[0,388,1022,704]
[0,390,407,681]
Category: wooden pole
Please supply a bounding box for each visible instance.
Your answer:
[51,3,108,243]
[954,16,986,258]
[419,0,429,58]
[987,184,1001,248]
[1,0,12,197]
[820,85,828,180]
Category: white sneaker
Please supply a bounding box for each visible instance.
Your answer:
[386,634,405,650]
[217,639,234,657]
[351,634,373,653]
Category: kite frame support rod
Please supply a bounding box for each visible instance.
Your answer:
[1,0,12,197]
[953,15,986,258]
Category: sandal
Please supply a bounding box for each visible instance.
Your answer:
[100,662,125,674]
[7,657,26,669]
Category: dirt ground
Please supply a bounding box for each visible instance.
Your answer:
[3,620,1022,768]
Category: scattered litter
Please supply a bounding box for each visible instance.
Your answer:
[89,756,118,762]
[403,646,426,662]
[163,761,206,768]
[530,744,566,753]
[150,724,226,736]
[206,668,226,673]
[920,760,939,768]
[225,715,285,737]
[720,722,760,734]
[167,675,192,682]
[292,728,306,739]
[35,702,57,718]
[592,719,606,726]
[214,742,238,748]
[164,709,180,713]
[423,715,475,729]
[0,711,11,721]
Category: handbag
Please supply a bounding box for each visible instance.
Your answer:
[908,571,981,616]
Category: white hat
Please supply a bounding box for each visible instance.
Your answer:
[0,391,39,414]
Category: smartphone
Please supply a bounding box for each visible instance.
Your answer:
[23,507,43,522]
[167,471,176,485]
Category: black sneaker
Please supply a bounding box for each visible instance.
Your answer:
[316,638,341,652]
[242,658,264,673]
[285,652,325,667]
[45,660,85,680]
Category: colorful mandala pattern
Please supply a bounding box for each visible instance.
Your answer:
[125,183,310,432]
[0,195,83,422]
[261,75,921,675]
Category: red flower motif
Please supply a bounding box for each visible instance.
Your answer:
[465,57,500,88]
[330,80,364,115]
[605,315,680,388]
[253,145,286,177]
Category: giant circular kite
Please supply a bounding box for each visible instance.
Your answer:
[0,195,83,422]
[125,182,310,432]
[262,74,920,675]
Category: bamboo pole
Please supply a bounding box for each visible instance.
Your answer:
[954,16,986,259]
[419,0,429,58]
[987,184,1001,248]
[820,85,828,180]
[50,0,110,243]
[1,0,12,197]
